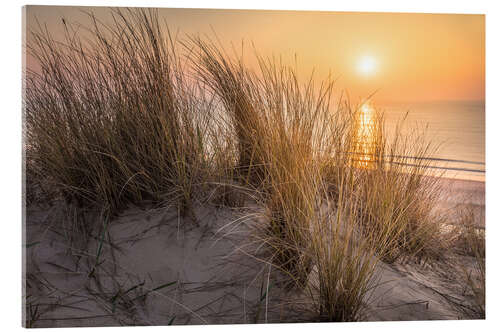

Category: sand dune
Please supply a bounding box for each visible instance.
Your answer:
[24,177,484,326]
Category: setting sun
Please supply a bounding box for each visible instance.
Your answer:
[357,55,378,76]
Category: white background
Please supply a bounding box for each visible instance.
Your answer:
[1,0,498,331]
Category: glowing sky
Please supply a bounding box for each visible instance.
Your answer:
[25,6,485,103]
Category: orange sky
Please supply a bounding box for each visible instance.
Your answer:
[25,6,485,104]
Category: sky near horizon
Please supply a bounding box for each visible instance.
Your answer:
[25,6,485,104]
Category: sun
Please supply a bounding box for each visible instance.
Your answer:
[357,55,378,76]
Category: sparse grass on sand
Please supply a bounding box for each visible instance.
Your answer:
[447,206,485,318]
[25,8,484,324]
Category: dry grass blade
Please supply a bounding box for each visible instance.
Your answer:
[26,8,210,214]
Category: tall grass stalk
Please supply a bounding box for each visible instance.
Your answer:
[191,39,343,282]
[452,206,485,318]
[353,113,445,263]
[306,177,379,322]
[26,8,210,213]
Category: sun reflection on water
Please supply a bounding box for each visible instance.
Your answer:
[352,103,379,169]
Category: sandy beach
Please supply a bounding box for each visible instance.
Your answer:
[438,178,485,228]
[23,176,485,326]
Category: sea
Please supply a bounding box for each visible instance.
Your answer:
[378,100,485,182]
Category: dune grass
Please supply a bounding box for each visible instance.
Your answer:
[303,178,379,322]
[24,7,476,322]
[452,206,485,259]
[26,9,211,214]
[353,117,446,263]
[191,40,330,283]
[451,206,485,318]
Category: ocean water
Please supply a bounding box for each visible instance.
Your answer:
[379,100,485,182]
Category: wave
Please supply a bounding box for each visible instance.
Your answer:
[389,161,485,174]
[347,151,485,174]
[386,155,485,166]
